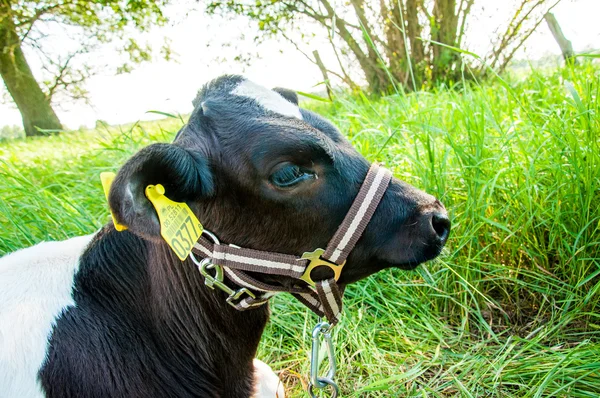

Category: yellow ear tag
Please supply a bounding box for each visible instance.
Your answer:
[100,172,128,232]
[145,184,203,261]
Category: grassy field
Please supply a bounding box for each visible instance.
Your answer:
[1,64,599,397]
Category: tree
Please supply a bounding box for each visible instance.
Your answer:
[208,0,559,93]
[0,0,169,137]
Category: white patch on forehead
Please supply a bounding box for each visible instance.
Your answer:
[0,234,94,397]
[232,79,303,120]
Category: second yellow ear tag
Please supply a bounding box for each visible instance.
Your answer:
[100,172,128,232]
[145,184,203,261]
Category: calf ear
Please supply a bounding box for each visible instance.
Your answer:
[108,143,213,238]
[272,87,299,105]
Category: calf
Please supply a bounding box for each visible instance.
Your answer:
[0,75,450,397]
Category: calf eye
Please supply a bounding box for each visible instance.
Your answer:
[270,163,316,188]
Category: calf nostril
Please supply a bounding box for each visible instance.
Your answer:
[431,213,451,241]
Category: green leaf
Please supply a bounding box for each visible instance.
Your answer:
[296,91,331,102]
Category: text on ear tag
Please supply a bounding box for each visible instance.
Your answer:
[100,172,128,232]
[145,184,203,261]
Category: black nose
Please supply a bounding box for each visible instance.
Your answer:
[431,212,451,242]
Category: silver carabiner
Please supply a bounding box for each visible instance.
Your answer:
[308,322,338,396]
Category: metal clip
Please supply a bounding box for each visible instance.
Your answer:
[300,248,346,287]
[308,322,339,397]
[225,287,256,307]
[196,258,255,307]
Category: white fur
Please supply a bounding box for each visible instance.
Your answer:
[253,359,286,398]
[0,234,284,397]
[0,234,94,398]
[233,80,303,120]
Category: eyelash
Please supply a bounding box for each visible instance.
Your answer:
[270,164,316,188]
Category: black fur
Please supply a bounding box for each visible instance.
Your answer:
[39,75,449,397]
[272,87,299,105]
[40,228,267,397]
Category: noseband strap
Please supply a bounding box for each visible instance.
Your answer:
[322,165,392,264]
[191,163,392,325]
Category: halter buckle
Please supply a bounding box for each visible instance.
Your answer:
[300,249,346,287]
[197,259,256,307]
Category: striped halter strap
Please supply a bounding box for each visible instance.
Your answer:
[190,163,392,325]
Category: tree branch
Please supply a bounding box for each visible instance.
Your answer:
[350,0,380,61]
[488,0,548,69]
[16,3,66,41]
[315,0,374,72]
[496,11,549,72]
[327,33,359,88]
[278,27,350,85]
[46,51,78,100]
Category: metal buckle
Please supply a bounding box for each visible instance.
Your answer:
[189,230,256,307]
[308,322,338,397]
[300,248,346,287]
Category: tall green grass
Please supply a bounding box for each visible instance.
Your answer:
[1,64,598,397]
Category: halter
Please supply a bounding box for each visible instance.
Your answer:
[189,163,392,325]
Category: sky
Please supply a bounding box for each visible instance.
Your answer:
[1,0,599,130]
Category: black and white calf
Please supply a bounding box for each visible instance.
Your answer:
[0,75,450,397]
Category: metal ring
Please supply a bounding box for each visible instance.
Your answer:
[189,229,220,266]
[202,229,220,245]
[193,257,213,271]
[190,252,207,267]
[308,377,339,398]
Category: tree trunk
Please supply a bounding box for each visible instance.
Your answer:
[381,0,407,88]
[0,3,62,136]
[544,12,577,64]
[404,0,426,89]
[318,0,389,93]
[431,0,460,82]
[334,18,387,93]
[350,0,390,91]
[312,50,332,100]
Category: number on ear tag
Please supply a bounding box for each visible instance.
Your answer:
[100,172,128,232]
[145,184,203,261]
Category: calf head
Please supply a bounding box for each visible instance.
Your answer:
[108,75,450,287]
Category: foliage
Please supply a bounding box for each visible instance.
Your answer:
[0,124,23,140]
[207,0,560,93]
[1,64,599,396]
[0,0,172,137]
[1,0,169,103]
